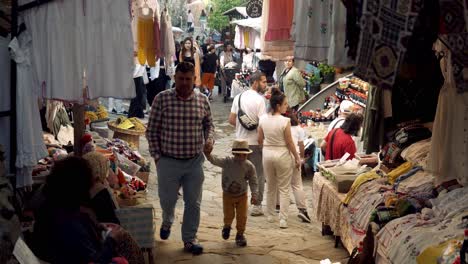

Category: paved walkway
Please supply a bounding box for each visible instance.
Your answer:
[137,90,349,263]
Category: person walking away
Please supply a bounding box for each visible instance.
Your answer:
[286,112,311,223]
[258,88,301,229]
[146,62,215,255]
[201,44,218,99]
[327,99,354,132]
[204,139,258,247]
[179,37,201,88]
[321,113,363,160]
[279,56,306,112]
[200,9,208,32]
[187,10,194,31]
[229,72,268,217]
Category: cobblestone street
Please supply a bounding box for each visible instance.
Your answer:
[139,90,349,264]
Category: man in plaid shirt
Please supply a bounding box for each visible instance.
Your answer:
[146,62,215,255]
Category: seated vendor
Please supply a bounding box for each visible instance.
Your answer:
[32,156,144,264]
[321,113,363,160]
[83,151,120,224]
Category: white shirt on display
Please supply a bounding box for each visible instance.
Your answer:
[231,89,267,145]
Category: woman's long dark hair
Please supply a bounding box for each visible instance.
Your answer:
[270,88,286,113]
[341,113,364,136]
[181,37,195,59]
[44,156,93,210]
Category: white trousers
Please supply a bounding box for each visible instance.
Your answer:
[263,146,293,221]
[275,161,307,210]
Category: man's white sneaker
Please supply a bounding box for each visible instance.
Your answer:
[279,219,288,229]
[250,205,264,216]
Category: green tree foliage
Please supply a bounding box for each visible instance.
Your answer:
[208,0,247,31]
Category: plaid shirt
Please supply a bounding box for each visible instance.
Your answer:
[146,88,215,160]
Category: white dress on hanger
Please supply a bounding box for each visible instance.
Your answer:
[9,31,48,188]
[429,41,468,186]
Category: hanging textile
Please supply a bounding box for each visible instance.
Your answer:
[291,0,331,62]
[353,0,424,90]
[9,31,48,188]
[84,0,135,100]
[23,0,135,102]
[137,7,156,67]
[341,0,363,61]
[0,36,10,169]
[439,0,468,93]
[264,0,294,41]
[429,41,468,186]
[234,26,243,49]
[260,0,294,59]
[327,0,353,67]
[153,11,162,60]
[160,10,175,74]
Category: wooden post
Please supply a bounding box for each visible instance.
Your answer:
[73,104,85,156]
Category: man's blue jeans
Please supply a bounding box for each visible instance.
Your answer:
[157,154,204,243]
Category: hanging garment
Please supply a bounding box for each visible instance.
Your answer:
[265,0,294,41]
[137,7,156,67]
[260,0,293,60]
[291,0,331,62]
[439,0,468,94]
[327,0,353,67]
[85,0,136,100]
[23,0,135,102]
[160,10,175,72]
[353,0,431,90]
[9,32,48,188]
[429,41,468,186]
[0,36,11,169]
[153,12,162,60]
[23,0,85,102]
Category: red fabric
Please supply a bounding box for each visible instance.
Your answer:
[324,128,356,160]
[154,15,162,60]
[265,0,294,41]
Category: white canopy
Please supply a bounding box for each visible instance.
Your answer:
[230,17,262,32]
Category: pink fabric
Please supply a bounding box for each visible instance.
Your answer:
[265,0,294,41]
[153,14,162,60]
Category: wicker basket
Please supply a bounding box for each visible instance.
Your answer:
[108,121,146,149]
[136,171,150,184]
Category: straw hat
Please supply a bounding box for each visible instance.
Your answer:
[232,139,253,154]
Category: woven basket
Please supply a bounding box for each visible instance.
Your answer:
[107,121,146,136]
[108,121,146,148]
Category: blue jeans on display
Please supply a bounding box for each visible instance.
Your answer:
[157,154,205,243]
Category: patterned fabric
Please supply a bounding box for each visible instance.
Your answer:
[354,0,424,89]
[439,0,468,93]
[312,173,347,236]
[291,0,331,61]
[114,229,145,264]
[146,89,215,160]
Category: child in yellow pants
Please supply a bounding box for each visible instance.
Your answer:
[204,139,258,247]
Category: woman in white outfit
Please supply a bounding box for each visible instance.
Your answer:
[258,88,301,229]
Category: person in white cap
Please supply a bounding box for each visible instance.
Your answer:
[327,99,354,133]
[204,139,259,247]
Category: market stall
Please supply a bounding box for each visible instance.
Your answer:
[0,0,169,262]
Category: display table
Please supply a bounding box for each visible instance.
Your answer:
[310,173,347,248]
[116,203,155,264]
